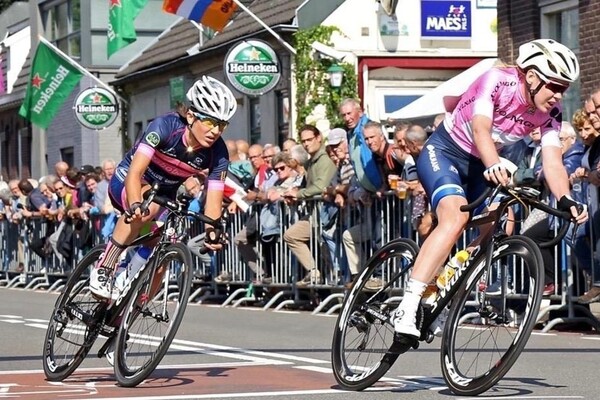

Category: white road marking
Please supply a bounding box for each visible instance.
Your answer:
[85,386,401,400]
[293,366,332,374]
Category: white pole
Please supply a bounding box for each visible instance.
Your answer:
[231,0,296,55]
[38,36,128,104]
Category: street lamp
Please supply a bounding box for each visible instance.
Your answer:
[327,64,345,88]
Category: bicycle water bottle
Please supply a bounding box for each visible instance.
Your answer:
[422,280,439,306]
[114,246,152,293]
[436,250,469,289]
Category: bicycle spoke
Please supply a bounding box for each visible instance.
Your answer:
[114,243,193,387]
[332,238,419,391]
[43,245,107,381]
[441,236,543,396]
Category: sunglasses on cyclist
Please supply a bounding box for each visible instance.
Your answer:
[534,71,569,95]
[191,111,229,131]
[545,81,569,95]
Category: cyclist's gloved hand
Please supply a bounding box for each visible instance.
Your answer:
[558,195,588,224]
[483,162,510,186]
[124,202,149,223]
[203,227,225,252]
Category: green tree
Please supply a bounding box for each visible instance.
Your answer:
[293,26,357,132]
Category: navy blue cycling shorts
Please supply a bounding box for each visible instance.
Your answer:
[417,125,488,212]
[108,167,178,214]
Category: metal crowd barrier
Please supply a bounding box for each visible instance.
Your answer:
[1,193,599,333]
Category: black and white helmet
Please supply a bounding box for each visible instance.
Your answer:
[516,39,579,84]
[186,76,237,121]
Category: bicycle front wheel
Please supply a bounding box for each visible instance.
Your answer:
[113,243,193,387]
[332,238,419,391]
[441,235,544,395]
[43,244,108,381]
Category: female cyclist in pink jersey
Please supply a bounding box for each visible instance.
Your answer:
[393,39,589,338]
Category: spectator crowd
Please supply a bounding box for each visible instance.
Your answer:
[2,93,600,308]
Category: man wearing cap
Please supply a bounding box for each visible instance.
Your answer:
[324,128,354,204]
[322,127,355,285]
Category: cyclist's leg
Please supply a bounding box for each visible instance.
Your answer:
[90,180,161,299]
[393,195,469,337]
[393,130,479,338]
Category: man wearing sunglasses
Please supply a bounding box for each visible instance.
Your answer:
[89,75,236,301]
[392,39,589,340]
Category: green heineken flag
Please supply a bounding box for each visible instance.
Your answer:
[107,0,149,58]
[18,40,84,129]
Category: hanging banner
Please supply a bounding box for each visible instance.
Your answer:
[73,87,119,130]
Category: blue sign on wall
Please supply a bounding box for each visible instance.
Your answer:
[421,0,471,39]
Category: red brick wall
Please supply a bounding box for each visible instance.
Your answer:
[578,1,600,98]
[497,0,540,65]
[497,1,600,102]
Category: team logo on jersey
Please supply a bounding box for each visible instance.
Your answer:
[145,132,160,147]
[193,157,204,165]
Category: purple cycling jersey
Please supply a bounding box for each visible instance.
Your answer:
[110,112,228,210]
[444,67,562,157]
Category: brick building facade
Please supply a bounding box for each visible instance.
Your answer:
[497,0,599,108]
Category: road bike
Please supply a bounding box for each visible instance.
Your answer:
[331,184,576,395]
[42,184,224,387]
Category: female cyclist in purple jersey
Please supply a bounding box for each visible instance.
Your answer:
[89,76,237,300]
[393,39,589,339]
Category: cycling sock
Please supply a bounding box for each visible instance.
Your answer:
[97,237,127,271]
[400,278,428,313]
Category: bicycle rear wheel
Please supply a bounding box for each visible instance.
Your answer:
[441,235,544,395]
[43,245,108,381]
[114,243,193,387]
[332,238,419,391]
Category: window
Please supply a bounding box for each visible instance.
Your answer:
[375,87,429,121]
[250,97,261,144]
[41,0,81,58]
[540,0,579,120]
[60,146,74,168]
[276,90,289,142]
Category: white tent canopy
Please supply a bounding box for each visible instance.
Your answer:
[389,58,498,120]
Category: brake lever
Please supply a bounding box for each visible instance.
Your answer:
[569,222,581,248]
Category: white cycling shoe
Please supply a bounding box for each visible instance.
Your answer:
[89,266,114,300]
[392,306,421,338]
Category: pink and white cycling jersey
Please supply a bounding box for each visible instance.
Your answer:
[443,67,562,158]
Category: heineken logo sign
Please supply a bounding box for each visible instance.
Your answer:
[31,66,72,115]
[224,39,281,96]
[73,87,119,130]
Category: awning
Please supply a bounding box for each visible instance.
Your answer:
[388,58,498,119]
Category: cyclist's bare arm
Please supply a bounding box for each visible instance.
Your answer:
[472,115,509,186]
[203,185,225,251]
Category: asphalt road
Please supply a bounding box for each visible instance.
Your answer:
[1,287,599,399]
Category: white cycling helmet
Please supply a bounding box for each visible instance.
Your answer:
[186,75,237,121]
[516,39,579,84]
